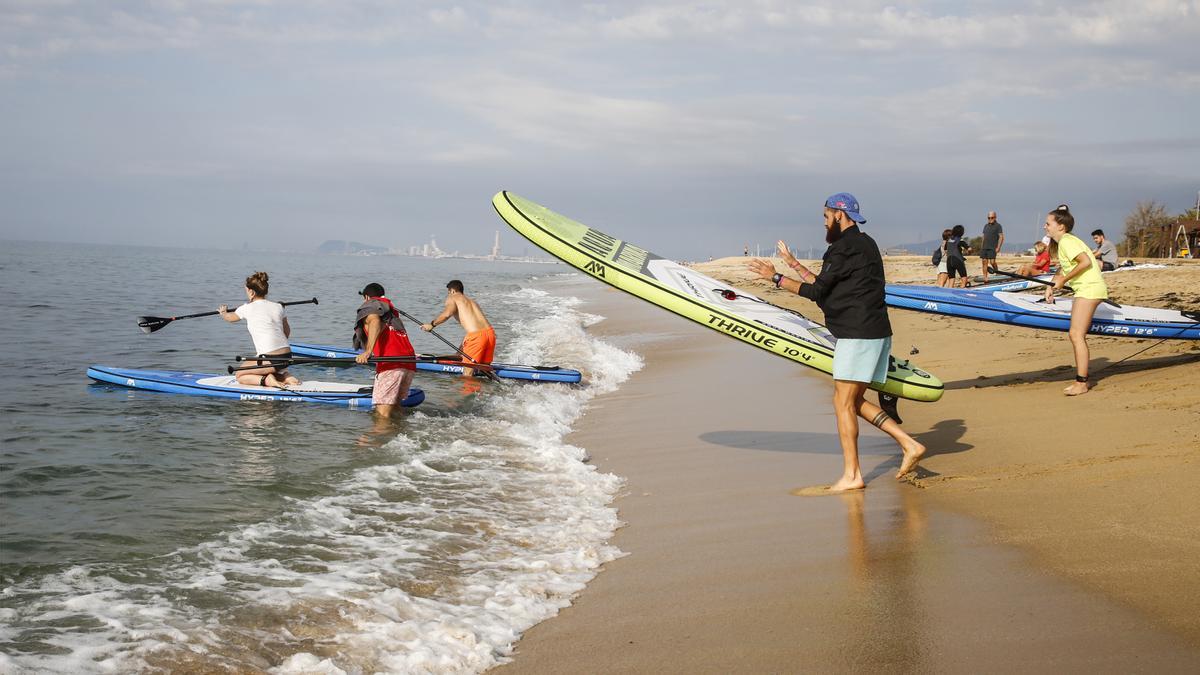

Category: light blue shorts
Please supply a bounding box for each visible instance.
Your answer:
[832,337,892,384]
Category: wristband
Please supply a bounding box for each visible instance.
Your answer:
[789,260,803,271]
[772,273,783,288]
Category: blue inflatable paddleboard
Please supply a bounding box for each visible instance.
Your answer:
[288,342,583,383]
[86,366,424,408]
[885,285,1200,339]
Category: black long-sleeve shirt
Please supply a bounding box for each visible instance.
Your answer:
[797,225,892,339]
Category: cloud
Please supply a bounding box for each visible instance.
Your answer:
[0,1,1196,253]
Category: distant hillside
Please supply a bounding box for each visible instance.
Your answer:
[889,238,1039,255]
[317,240,388,255]
[888,239,942,255]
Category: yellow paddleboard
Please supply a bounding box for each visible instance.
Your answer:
[493,191,943,403]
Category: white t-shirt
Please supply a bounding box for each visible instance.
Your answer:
[235,299,289,355]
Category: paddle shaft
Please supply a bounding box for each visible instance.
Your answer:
[391,307,500,381]
[988,267,1065,289]
[179,297,317,321]
[139,297,318,331]
[227,355,495,373]
[988,268,1120,308]
[392,308,475,362]
[236,353,445,362]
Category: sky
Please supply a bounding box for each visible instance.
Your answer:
[1,0,1198,258]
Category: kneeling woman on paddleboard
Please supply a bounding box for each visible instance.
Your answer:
[219,271,301,388]
[1044,205,1107,396]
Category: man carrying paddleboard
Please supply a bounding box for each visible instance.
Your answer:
[421,280,495,379]
[354,283,417,417]
[749,193,926,493]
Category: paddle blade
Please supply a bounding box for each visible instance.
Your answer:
[137,316,171,333]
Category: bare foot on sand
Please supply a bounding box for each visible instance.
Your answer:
[1064,381,1090,396]
[896,440,926,479]
[791,478,865,497]
[829,476,865,492]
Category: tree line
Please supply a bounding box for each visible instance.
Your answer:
[1121,201,1199,258]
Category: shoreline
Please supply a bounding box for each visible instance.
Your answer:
[497,269,1200,671]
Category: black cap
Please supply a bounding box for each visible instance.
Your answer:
[360,282,385,297]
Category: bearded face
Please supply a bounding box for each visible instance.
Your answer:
[824,210,845,244]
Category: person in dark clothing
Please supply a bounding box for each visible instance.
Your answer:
[748,193,925,493]
[946,224,970,287]
[979,211,1004,283]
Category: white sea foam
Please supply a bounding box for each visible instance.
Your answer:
[2,286,642,674]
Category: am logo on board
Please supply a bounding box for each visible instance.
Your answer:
[584,261,606,278]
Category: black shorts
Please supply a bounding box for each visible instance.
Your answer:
[947,257,968,278]
[980,248,996,260]
[1100,261,1115,272]
[256,350,293,373]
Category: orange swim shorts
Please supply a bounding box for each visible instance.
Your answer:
[461,326,496,365]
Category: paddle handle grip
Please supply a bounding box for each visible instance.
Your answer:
[281,297,319,308]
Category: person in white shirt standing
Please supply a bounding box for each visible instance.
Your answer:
[219,271,301,388]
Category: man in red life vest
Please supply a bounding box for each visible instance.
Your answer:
[354,283,416,417]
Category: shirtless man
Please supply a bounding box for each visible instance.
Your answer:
[422,280,495,378]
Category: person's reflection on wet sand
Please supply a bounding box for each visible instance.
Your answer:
[838,488,929,670]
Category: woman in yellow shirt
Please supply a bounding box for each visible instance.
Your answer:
[1043,205,1108,396]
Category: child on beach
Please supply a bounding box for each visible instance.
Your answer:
[1043,205,1107,396]
[946,224,970,288]
[934,229,952,287]
[1016,241,1052,277]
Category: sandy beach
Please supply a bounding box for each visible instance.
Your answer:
[498,258,1200,672]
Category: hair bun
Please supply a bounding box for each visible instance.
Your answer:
[245,271,270,297]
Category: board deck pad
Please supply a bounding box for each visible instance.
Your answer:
[492,191,944,402]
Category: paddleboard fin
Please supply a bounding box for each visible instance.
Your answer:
[878,392,902,425]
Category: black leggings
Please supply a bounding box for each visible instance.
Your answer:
[946,257,968,279]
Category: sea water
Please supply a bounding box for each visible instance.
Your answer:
[0,241,641,673]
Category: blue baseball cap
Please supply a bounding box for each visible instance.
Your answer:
[824,192,866,223]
